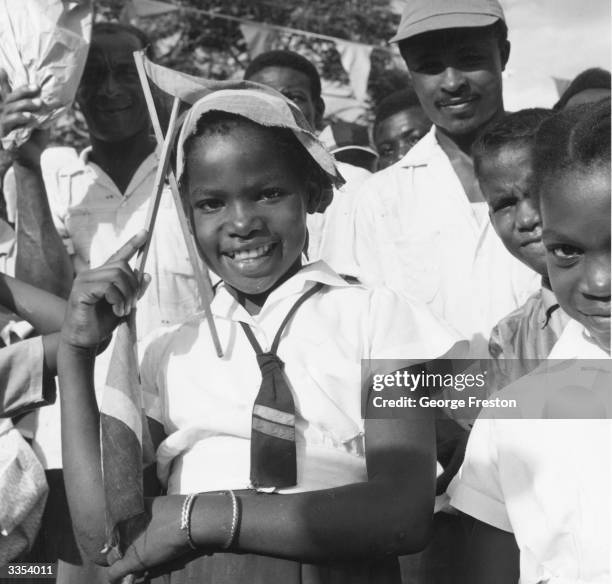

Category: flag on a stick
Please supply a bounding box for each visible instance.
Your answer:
[133,51,223,358]
[133,52,313,357]
[99,92,181,565]
[135,95,181,280]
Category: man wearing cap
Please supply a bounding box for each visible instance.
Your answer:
[346,0,538,359]
[342,3,539,582]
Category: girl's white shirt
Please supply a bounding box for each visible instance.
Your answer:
[139,260,464,495]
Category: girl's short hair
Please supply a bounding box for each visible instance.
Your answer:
[179,111,333,210]
[533,100,611,202]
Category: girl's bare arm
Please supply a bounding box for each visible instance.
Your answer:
[106,386,436,581]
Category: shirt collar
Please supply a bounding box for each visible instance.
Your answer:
[63,147,160,196]
[210,260,354,322]
[540,284,558,311]
[54,146,92,177]
[79,146,93,166]
[539,284,562,328]
[78,146,158,169]
[549,318,610,359]
[397,125,439,168]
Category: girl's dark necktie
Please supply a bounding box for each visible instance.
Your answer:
[239,282,324,489]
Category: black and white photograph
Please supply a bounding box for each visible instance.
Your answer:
[0,1,610,583]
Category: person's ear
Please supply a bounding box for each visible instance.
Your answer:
[314,97,325,132]
[500,40,511,70]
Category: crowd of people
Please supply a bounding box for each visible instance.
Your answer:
[0,0,610,583]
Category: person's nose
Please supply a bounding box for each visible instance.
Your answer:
[441,67,468,94]
[580,253,612,301]
[226,200,264,238]
[516,198,541,231]
[99,70,123,97]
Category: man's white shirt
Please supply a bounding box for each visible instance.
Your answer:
[334,126,538,357]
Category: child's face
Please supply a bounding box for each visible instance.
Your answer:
[479,145,547,277]
[185,123,312,297]
[247,66,323,131]
[541,167,611,350]
[374,107,431,169]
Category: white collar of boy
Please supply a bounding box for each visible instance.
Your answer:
[210,260,355,324]
[548,318,610,359]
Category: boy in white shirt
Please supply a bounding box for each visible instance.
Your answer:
[345,0,538,358]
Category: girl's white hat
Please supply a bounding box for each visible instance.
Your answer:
[175,82,345,191]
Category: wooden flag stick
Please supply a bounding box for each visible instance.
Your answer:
[134,51,223,358]
[136,95,180,278]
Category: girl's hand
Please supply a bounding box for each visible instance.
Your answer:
[107,496,194,583]
[61,231,149,349]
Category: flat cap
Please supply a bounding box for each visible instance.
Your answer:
[390,0,505,43]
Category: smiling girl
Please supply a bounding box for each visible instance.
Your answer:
[57,86,463,584]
